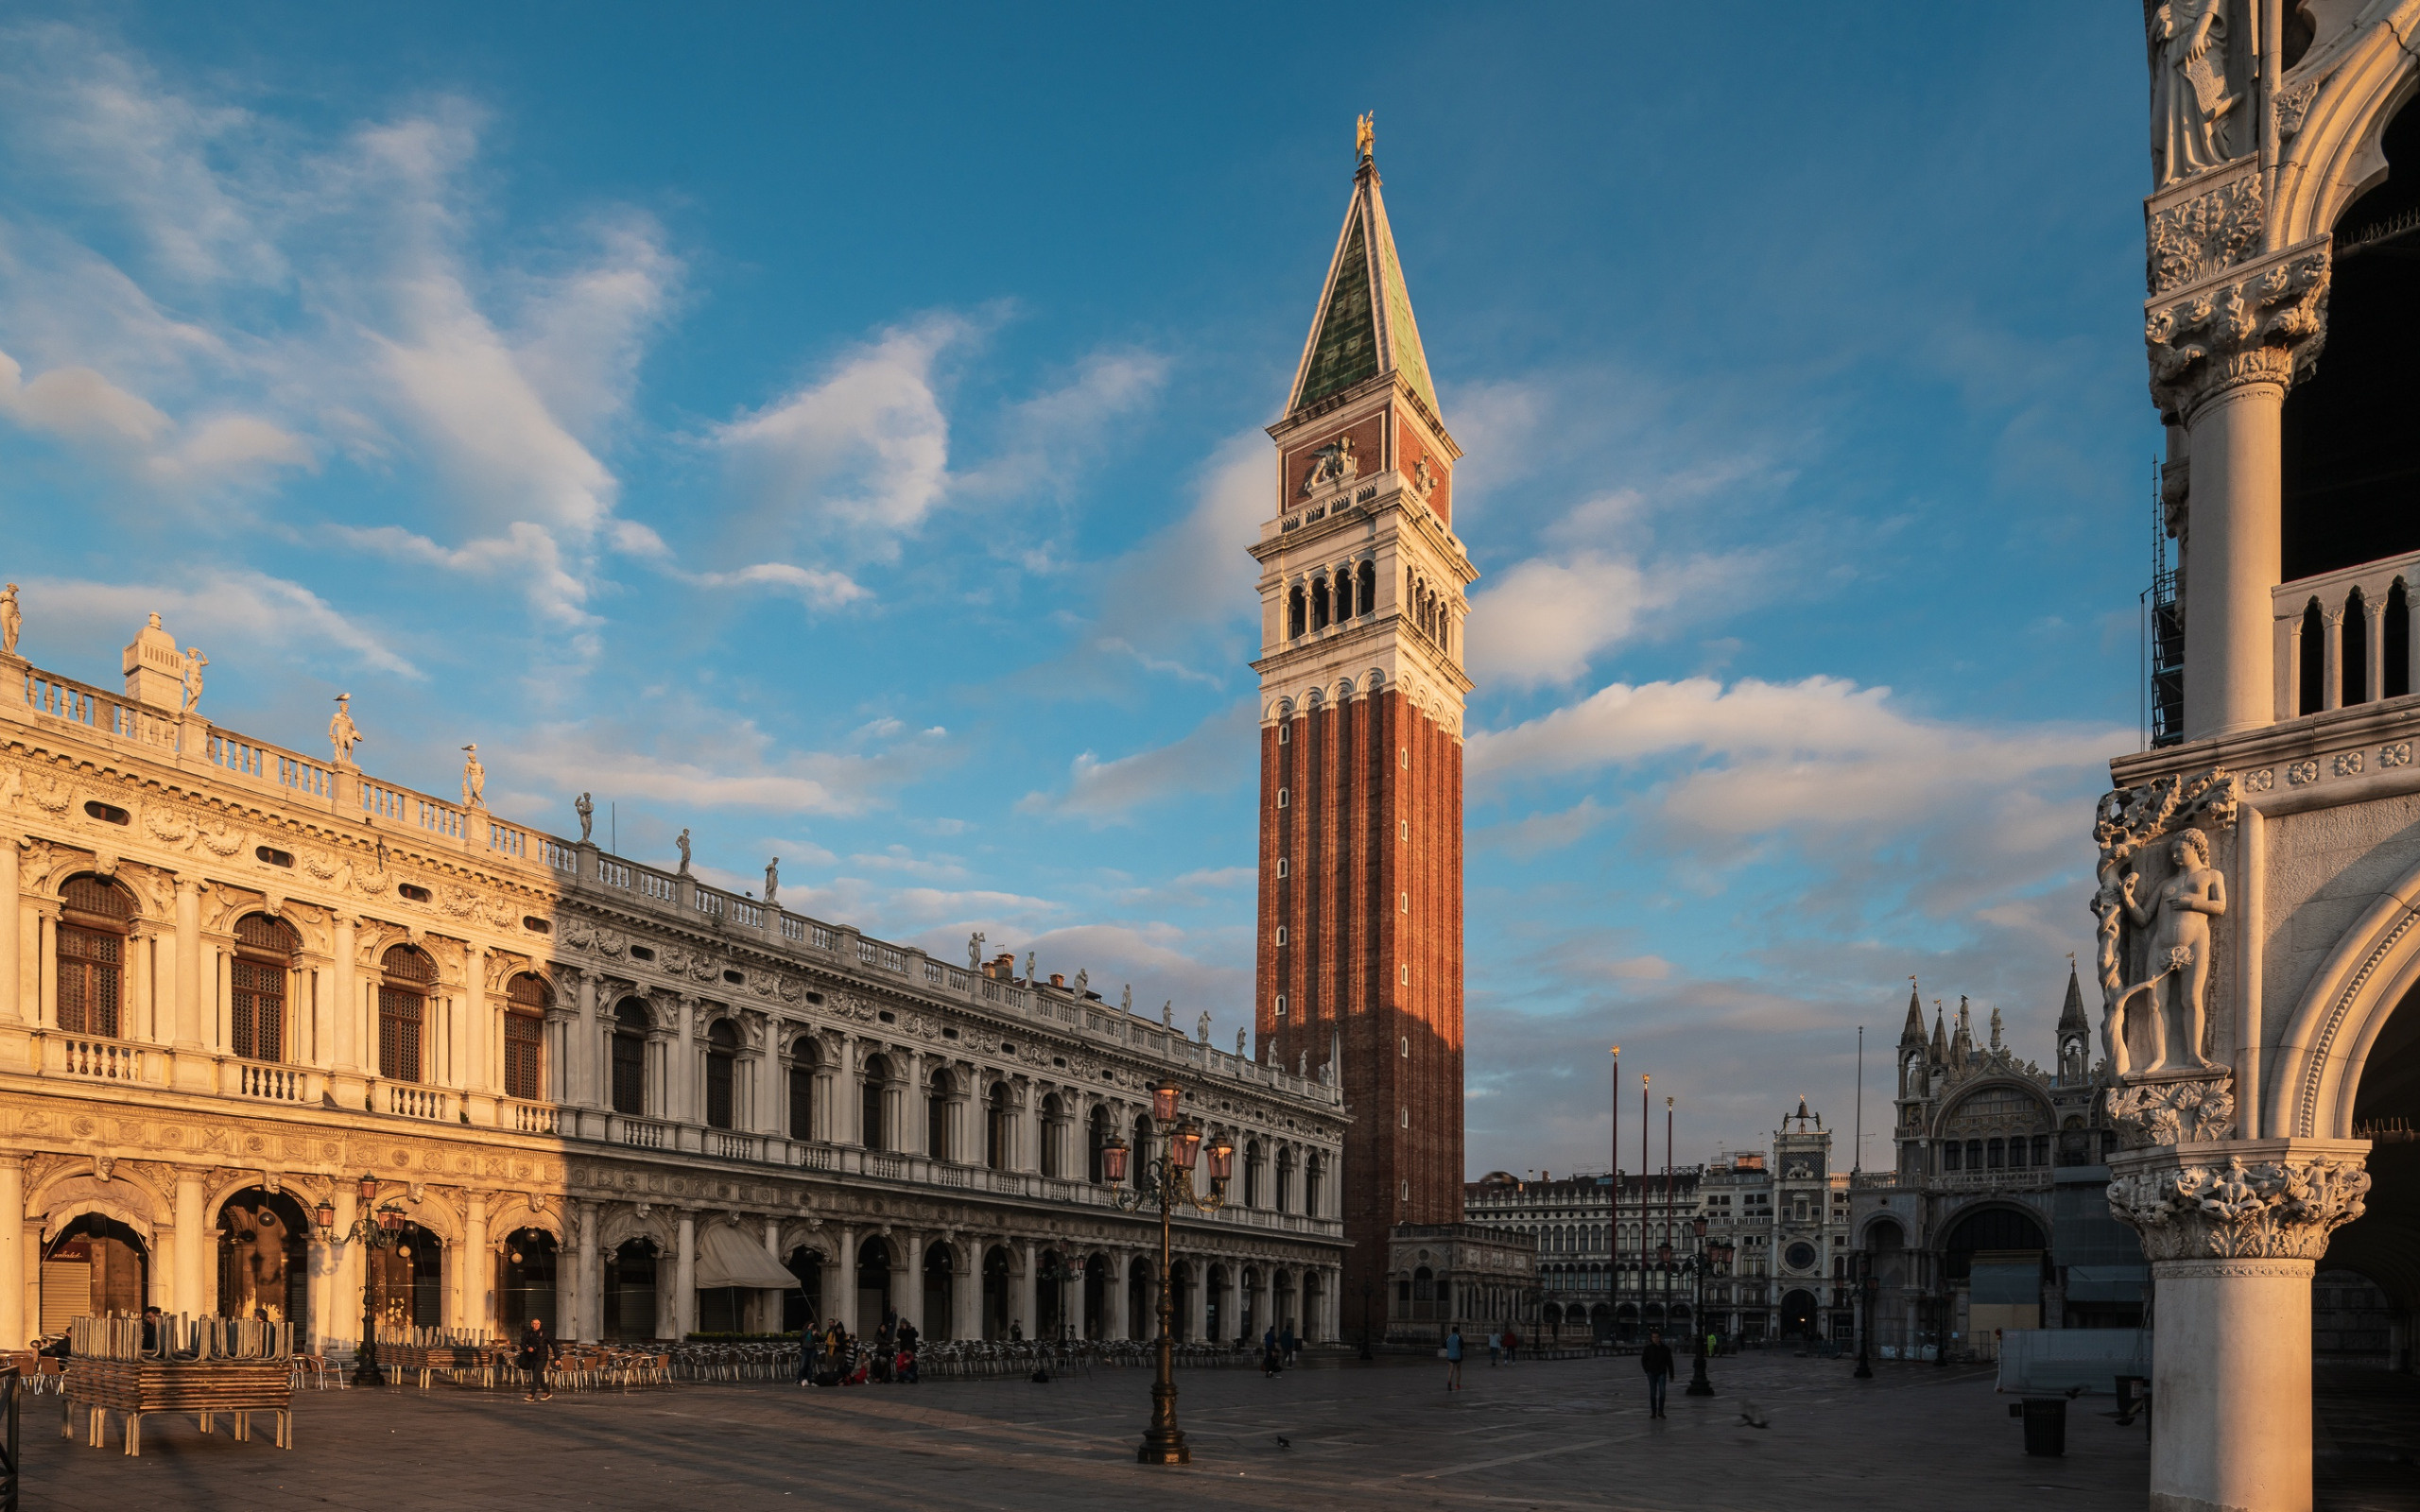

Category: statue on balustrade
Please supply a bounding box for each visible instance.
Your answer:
[329,693,363,766]
[1198,1009,1211,1044]
[575,790,594,842]
[676,827,692,875]
[0,582,20,657]
[460,744,486,808]
[180,646,207,713]
[765,856,779,905]
[967,931,985,970]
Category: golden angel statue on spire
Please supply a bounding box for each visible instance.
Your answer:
[1355,112,1374,162]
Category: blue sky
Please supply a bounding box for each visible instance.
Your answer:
[0,3,2157,1175]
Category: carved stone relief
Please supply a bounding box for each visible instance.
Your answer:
[2108,1149,2370,1261]
[2145,244,2329,421]
[2148,163,2262,295]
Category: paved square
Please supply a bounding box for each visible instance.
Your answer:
[21,1351,2176,1511]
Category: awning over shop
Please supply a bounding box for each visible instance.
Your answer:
[694,1224,803,1290]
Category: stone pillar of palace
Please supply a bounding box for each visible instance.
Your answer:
[831,1224,856,1337]
[758,1216,785,1336]
[672,1211,697,1339]
[171,1166,206,1314]
[1183,1253,1206,1342]
[170,877,211,1090]
[461,1191,489,1336]
[572,1202,600,1342]
[0,835,21,1050]
[953,1238,981,1340]
[1014,1239,1037,1340]
[328,1185,362,1348]
[1102,1249,1127,1341]
[2178,378,2284,740]
[892,1228,923,1336]
[0,1155,22,1349]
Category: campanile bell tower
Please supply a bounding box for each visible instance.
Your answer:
[1251,121,1476,1307]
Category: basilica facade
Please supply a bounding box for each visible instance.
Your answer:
[0,613,1347,1352]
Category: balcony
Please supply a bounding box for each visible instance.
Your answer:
[2273,548,2420,721]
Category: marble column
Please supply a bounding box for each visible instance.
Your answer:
[1104,1250,1128,1340]
[173,1166,206,1314]
[953,1239,982,1340]
[170,878,210,1089]
[1183,1254,1206,1342]
[574,1202,600,1342]
[1015,1240,1037,1341]
[331,913,359,1076]
[673,1211,697,1338]
[0,1155,21,1348]
[832,1225,856,1336]
[2109,1140,2371,1512]
[330,1187,362,1348]
[2172,342,2291,739]
[761,1216,786,1336]
[894,1229,925,1336]
[463,1192,490,1336]
[0,838,19,1030]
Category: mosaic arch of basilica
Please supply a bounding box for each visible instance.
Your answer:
[2108,3,2420,1509]
[0,610,1347,1351]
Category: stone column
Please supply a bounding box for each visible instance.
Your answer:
[953,1239,982,1340]
[2109,1139,2371,1512]
[463,1191,490,1336]
[330,1187,362,1349]
[894,1229,924,1335]
[462,943,486,1092]
[1015,1240,1038,1341]
[173,1166,206,1314]
[832,1224,856,1336]
[2151,247,2325,742]
[332,913,359,1076]
[0,1155,21,1349]
[1184,1254,1206,1342]
[1104,1250,1128,1340]
[761,1216,786,1337]
[580,1203,604,1341]
[0,839,18,1027]
[170,877,211,1089]
[673,1211,697,1338]
[570,971,597,1107]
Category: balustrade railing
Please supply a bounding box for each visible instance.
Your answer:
[60,1038,142,1081]
[617,1117,668,1149]
[2273,547,2420,720]
[510,1100,562,1134]
[708,1131,752,1161]
[237,1062,306,1103]
[638,870,675,902]
[600,859,633,889]
[543,838,579,872]
[385,1084,450,1121]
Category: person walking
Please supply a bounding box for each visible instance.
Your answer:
[1641,1328,1675,1418]
[1487,1331,1502,1367]
[1280,1322,1297,1367]
[516,1317,557,1401]
[1262,1330,1283,1377]
[1504,1324,1519,1365]
[1444,1325,1464,1391]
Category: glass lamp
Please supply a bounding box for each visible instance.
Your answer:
[1150,1081,1182,1123]
[1172,1123,1202,1171]
[1101,1136,1131,1185]
[1205,1133,1236,1183]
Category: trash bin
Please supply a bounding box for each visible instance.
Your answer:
[2009,1396,2066,1456]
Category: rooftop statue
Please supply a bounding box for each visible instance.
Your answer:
[1,583,20,657]
[329,694,363,766]
[575,791,594,842]
[180,646,208,714]
[459,744,485,808]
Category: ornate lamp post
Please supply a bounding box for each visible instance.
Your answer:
[315,1175,408,1386]
[1685,1217,1728,1397]
[1101,1079,1232,1466]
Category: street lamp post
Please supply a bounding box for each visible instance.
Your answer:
[1102,1079,1233,1466]
[315,1175,409,1387]
[1686,1218,1729,1398]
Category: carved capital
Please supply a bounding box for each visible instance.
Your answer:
[2145,241,2329,421]
[2146,160,2263,297]
[2107,1140,2370,1262]
[2106,1072,2235,1148]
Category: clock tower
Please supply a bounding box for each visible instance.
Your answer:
[1251,129,1476,1312]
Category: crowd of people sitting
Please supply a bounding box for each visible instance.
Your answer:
[798,1309,925,1386]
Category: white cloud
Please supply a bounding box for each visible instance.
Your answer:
[1093,432,1268,656]
[1019,698,1257,824]
[714,317,963,558]
[26,569,419,680]
[0,348,310,487]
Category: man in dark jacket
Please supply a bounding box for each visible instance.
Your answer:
[516,1317,557,1401]
[1641,1329,1675,1418]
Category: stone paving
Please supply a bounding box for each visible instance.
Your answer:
[9,1349,2405,1510]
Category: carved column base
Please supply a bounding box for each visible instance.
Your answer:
[2111,1140,2371,1512]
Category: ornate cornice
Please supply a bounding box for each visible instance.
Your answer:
[2107,1142,2370,1261]
[2145,240,2330,422]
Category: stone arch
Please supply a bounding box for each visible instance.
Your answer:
[2277,850,2420,1139]
[596,1204,678,1255]
[2273,29,2420,247]
[33,1177,165,1248]
[776,1223,838,1265]
[1931,1076,2057,1137]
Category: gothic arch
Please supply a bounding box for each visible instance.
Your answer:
[2273,24,2420,247]
[2274,848,2420,1139]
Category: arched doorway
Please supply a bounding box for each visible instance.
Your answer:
[217,1188,307,1328]
[606,1239,658,1341]
[782,1248,823,1334]
[982,1246,1012,1339]
[498,1228,559,1335]
[1039,1250,1069,1341]
[372,1222,442,1333]
[924,1244,955,1340]
[1127,1256,1152,1340]
[1779,1289,1818,1339]
[40,1215,147,1338]
[1943,1206,2048,1356]
[2323,972,2419,1371]
[856,1236,893,1331]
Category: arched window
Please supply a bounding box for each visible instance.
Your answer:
[986,1082,1011,1171]
[378,944,435,1083]
[1244,1141,1265,1208]
[2390,580,2413,698]
[1412,1265,1435,1302]
[1357,560,1375,616]
[704,1019,739,1129]
[1131,1115,1154,1193]
[231,913,298,1063]
[1305,1152,1325,1216]
[58,874,134,1039]
[862,1055,893,1151]
[788,1038,818,1141]
[1944,1141,1962,1173]
[504,972,547,1102]
[611,998,649,1116]
[1088,1104,1112,1183]
[2301,598,2326,715]
[1041,1092,1065,1178]
[1277,1147,1297,1212]
[1288,586,1305,639]
[927,1068,956,1160]
[1310,575,1330,631]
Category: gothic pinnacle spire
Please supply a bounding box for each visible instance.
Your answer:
[1286,129,1439,422]
[1900,976,1926,1045]
[2057,954,2089,1035]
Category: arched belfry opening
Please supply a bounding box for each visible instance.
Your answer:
[2281,97,2420,583]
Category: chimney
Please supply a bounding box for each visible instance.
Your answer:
[123,612,184,709]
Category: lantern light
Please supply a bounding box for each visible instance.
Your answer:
[1205,1133,1236,1183]
[1172,1123,1202,1172]
[1150,1081,1182,1124]
[1692,1215,1707,1240]
[1657,1242,1673,1268]
[315,1199,336,1233]
[357,1174,378,1205]
[1101,1136,1131,1185]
